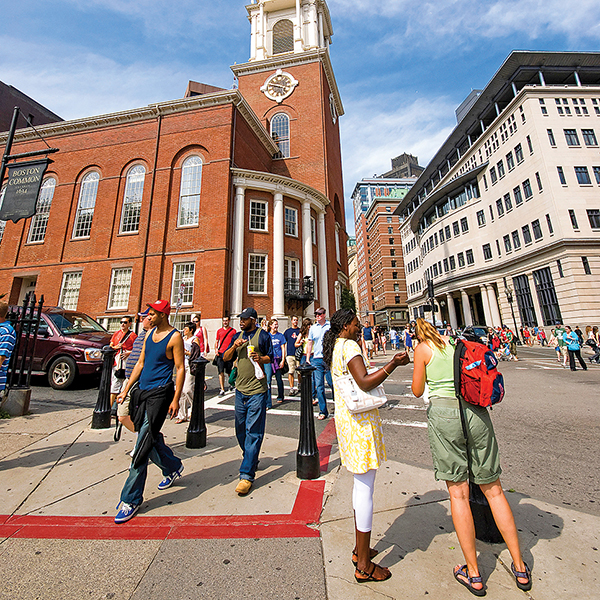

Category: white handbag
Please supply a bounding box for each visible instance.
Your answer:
[336,341,387,414]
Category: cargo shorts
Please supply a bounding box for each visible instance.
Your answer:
[426,396,501,485]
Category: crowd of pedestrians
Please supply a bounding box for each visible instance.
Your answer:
[94,301,600,595]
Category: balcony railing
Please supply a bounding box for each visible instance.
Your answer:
[284,276,314,302]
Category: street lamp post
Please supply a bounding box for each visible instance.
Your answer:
[505,285,520,343]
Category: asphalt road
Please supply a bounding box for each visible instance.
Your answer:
[26,343,600,517]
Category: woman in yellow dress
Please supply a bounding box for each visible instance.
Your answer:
[323,309,409,583]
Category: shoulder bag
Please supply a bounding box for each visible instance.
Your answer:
[335,340,387,414]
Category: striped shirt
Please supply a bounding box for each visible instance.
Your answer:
[125,329,147,379]
[0,321,17,391]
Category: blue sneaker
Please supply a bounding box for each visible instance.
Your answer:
[158,464,184,490]
[114,502,140,524]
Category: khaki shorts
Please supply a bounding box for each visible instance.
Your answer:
[559,346,568,357]
[286,355,297,374]
[110,365,125,395]
[116,378,131,417]
[365,340,374,350]
[426,396,501,485]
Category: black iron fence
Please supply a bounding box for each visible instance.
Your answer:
[6,293,44,390]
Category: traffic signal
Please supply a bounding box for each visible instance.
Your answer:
[427,279,434,299]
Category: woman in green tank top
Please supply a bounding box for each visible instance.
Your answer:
[411,318,532,596]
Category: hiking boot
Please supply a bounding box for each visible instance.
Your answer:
[158,465,184,490]
[235,479,252,495]
[114,502,141,523]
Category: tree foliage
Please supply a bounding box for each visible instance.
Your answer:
[340,287,356,312]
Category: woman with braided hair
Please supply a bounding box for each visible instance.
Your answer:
[323,309,409,583]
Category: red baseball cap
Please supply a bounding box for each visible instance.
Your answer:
[146,299,171,316]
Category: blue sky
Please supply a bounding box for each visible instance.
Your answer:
[3,0,600,234]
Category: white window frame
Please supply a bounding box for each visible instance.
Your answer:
[284,257,299,281]
[310,216,316,245]
[248,253,268,294]
[335,226,341,264]
[59,271,83,310]
[72,172,100,239]
[171,262,195,306]
[177,156,202,228]
[28,177,56,243]
[119,164,145,234]
[313,263,318,300]
[249,200,268,231]
[108,267,133,310]
[270,113,290,158]
[284,206,298,237]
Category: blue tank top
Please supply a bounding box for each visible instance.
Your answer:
[139,328,177,390]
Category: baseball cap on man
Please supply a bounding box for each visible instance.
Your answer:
[238,307,258,320]
[138,307,150,316]
[147,299,171,316]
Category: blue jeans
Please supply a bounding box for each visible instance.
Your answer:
[235,389,267,481]
[311,357,332,417]
[264,362,284,408]
[119,411,182,506]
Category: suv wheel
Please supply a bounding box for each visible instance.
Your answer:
[48,356,77,390]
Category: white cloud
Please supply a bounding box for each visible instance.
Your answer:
[330,0,600,52]
[0,36,231,120]
[58,0,247,41]
[339,93,456,234]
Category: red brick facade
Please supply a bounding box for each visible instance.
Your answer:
[0,25,347,336]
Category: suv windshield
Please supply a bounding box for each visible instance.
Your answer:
[46,312,106,335]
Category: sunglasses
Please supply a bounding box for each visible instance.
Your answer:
[120,321,129,324]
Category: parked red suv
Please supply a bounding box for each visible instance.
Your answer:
[30,308,112,389]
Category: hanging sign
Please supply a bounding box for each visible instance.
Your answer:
[0,158,51,223]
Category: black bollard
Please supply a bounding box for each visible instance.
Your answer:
[470,482,504,543]
[91,345,116,429]
[296,363,320,479]
[186,356,209,448]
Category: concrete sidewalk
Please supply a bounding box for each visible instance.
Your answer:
[0,393,598,599]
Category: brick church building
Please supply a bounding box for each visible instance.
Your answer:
[0,0,348,335]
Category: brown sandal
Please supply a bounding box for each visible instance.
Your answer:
[352,548,379,567]
[354,562,391,583]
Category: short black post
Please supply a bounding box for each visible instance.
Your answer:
[296,363,320,479]
[91,345,115,429]
[470,482,504,543]
[186,356,209,449]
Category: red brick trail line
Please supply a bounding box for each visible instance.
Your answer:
[0,420,337,541]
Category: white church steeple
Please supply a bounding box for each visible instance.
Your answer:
[247,0,333,62]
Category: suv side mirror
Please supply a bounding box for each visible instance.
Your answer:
[38,325,50,338]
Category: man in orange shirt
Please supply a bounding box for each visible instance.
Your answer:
[110,316,137,407]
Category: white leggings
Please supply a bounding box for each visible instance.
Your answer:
[353,469,377,533]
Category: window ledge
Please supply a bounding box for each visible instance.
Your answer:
[249,228,269,234]
[71,236,91,241]
[176,224,200,230]
[24,241,44,246]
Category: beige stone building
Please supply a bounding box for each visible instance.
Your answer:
[397,51,600,330]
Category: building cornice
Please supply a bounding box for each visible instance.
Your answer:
[0,90,280,156]
[232,167,329,212]
[231,48,344,116]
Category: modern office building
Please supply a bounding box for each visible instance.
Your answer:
[396,51,600,329]
[352,168,420,327]
[0,0,348,336]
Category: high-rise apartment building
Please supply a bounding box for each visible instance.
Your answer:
[352,167,420,326]
[396,51,600,329]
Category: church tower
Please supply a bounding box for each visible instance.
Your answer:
[232,0,348,311]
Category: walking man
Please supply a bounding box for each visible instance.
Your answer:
[114,300,185,523]
[109,316,136,408]
[116,310,151,434]
[223,308,273,495]
[362,321,374,359]
[215,315,236,395]
[306,308,333,420]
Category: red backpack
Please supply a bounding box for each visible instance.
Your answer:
[453,339,505,408]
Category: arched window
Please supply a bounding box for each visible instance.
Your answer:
[28,177,56,243]
[178,156,202,227]
[73,172,99,238]
[120,165,145,233]
[271,113,290,158]
[273,19,294,55]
